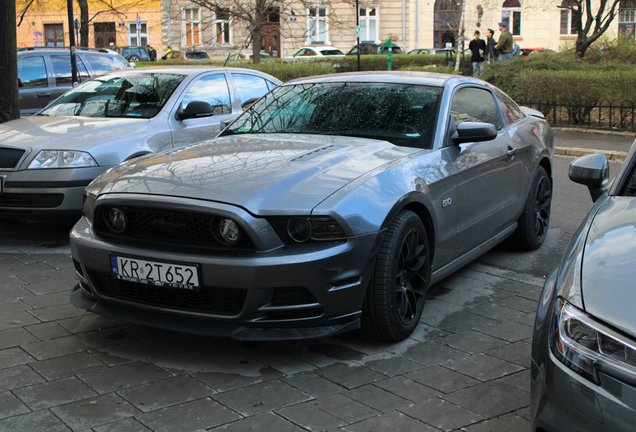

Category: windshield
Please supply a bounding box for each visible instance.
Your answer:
[39,72,185,118]
[223,82,442,149]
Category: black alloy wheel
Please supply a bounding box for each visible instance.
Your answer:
[512,165,552,251]
[361,210,430,341]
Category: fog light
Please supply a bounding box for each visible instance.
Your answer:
[216,218,240,245]
[105,207,127,233]
[287,218,312,242]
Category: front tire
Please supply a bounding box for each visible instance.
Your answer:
[361,210,431,341]
[127,55,141,62]
[511,166,552,251]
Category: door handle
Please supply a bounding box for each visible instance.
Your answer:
[507,146,518,157]
[37,93,51,97]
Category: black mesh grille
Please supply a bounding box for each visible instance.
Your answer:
[87,268,247,315]
[94,206,255,250]
[0,148,25,169]
[0,193,64,208]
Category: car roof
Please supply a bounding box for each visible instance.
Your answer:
[284,71,470,87]
[18,47,114,55]
[97,66,282,80]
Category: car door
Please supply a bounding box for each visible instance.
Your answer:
[17,54,52,116]
[446,86,523,255]
[169,72,239,148]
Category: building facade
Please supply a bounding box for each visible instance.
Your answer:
[159,0,636,58]
[16,0,163,54]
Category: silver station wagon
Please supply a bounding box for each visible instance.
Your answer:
[0,67,281,219]
[70,72,554,341]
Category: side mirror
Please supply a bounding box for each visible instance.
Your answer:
[18,77,24,88]
[451,122,497,144]
[130,62,136,68]
[568,153,610,202]
[175,101,214,121]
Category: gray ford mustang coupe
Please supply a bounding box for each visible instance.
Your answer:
[70,72,554,341]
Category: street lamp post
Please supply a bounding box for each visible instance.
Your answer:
[66,0,78,85]
[356,0,360,71]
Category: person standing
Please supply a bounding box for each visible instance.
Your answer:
[146,45,157,61]
[469,30,486,77]
[496,21,513,61]
[512,41,521,58]
[486,28,497,63]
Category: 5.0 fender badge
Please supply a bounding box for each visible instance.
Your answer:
[442,198,452,208]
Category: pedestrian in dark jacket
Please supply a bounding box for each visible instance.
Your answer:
[469,30,487,77]
[486,28,497,63]
[146,45,157,61]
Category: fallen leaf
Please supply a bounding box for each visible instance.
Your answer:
[253,401,265,407]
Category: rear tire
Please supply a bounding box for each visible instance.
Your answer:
[360,210,431,341]
[127,55,141,62]
[511,166,552,251]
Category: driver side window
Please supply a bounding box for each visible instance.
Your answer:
[451,87,501,130]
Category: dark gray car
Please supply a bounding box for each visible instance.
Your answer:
[69,72,553,341]
[18,47,132,116]
[0,67,281,219]
[531,146,636,431]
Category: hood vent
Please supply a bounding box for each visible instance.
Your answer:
[289,144,335,162]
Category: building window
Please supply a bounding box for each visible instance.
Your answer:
[358,7,378,42]
[215,8,231,44]
[502,0,521,36]
[128,22,148,47]
[308,7,328,43]
[44,23,64,46]
[619,0,636,38]
[560,0,578,36]
[184,8,201,46]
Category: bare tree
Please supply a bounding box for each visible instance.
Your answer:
[558,0,622,58]
[1,0,19,122]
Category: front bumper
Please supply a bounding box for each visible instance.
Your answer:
[0,167,108,219]
[531,350,636,432]
[70,216,380,341]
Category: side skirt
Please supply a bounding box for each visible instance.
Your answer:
[430,223,517,286]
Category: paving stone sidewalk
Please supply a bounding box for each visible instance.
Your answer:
[0,251,544,432]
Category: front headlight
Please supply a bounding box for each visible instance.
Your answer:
[552,298,636,384]
[268,216,346,244]
[28,151,98,169]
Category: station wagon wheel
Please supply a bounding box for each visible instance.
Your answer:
[361,210,430,341]
[511,166,552,251]
[127,55,140,62]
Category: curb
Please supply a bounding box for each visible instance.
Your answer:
[554,146,628,161]
[552,127,636,138]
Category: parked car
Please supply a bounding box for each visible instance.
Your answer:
[290,46,345,57]
[0,67,281,219]
[531,148,636,432]
[347,43,404,55]
[69,71,554,342]
[167,50,212,61]
[407,48,434,55]
[521,48,556,57]
[17,47,132,116]
[115,46,151,63]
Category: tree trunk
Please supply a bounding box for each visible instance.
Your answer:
[77,0,89,47]
[252,28,261,65]
[0,0,20,122]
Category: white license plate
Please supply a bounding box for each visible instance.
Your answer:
[110,255,200,289]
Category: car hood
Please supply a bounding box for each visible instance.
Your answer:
[581,197,636,338]
[93,134,416,214]
[0,116,150,152]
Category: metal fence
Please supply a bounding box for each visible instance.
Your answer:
[519,99,636,132]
